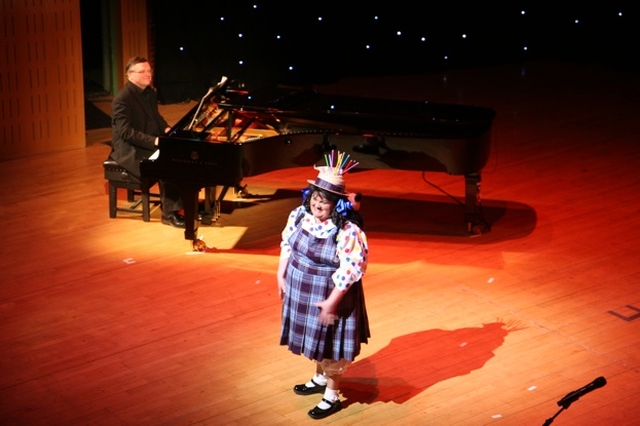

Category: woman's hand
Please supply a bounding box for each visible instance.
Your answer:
[276,256,289,300]
[314,299,338,326]
[277,275,286,300]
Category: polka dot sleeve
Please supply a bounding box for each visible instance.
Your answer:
[333,221,369,290]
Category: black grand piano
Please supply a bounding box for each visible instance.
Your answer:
[141,79,496,246]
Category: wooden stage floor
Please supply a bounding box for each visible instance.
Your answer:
[1,60,639,425]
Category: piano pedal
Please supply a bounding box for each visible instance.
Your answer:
[235,184,248,198]
[200,213,213,226]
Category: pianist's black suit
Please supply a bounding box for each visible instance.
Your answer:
[110,81,182,213]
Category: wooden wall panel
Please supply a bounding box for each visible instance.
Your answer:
[0,0,85,160]
[115,0,149,89]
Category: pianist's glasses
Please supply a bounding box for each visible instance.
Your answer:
[129,69,153,75]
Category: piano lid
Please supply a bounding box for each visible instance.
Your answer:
[217,86,496,139]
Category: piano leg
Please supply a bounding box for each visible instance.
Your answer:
[201,186,216,226]
[464,173,490,235]
[179,185,201,242]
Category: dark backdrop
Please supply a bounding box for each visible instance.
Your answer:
[149,1,639,103]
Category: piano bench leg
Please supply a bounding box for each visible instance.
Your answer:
[106,179,159,221]
[108,182,118,218]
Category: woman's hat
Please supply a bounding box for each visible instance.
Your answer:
[307,151,360,197]
[307,166,348,196]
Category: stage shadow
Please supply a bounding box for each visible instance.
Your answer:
[360,194,536,240]
[214,188,536,249]
[340,320,526,407]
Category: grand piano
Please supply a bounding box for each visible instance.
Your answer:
[140,79,496,247]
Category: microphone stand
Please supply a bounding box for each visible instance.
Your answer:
[542,406,565,425]
[187,76,228,131]
[187,89,212,131]
[542,376,606,425]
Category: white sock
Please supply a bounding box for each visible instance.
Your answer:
[317,388,339,409]
[306,373,327,387]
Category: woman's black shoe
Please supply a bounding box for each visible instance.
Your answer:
[308,398,342,419]
[293,379,326,395]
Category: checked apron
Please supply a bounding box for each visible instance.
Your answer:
[280,222,370,362]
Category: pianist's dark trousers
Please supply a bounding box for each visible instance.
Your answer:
[157,181,183,213]
[127,173,183,214]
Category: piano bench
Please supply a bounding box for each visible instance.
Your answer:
[103,159,159,221]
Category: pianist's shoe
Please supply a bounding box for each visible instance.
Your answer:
[161,212,185,228]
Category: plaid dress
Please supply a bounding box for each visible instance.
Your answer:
[280,207,370,362]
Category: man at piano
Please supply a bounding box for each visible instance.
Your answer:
[110,56,185,228]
